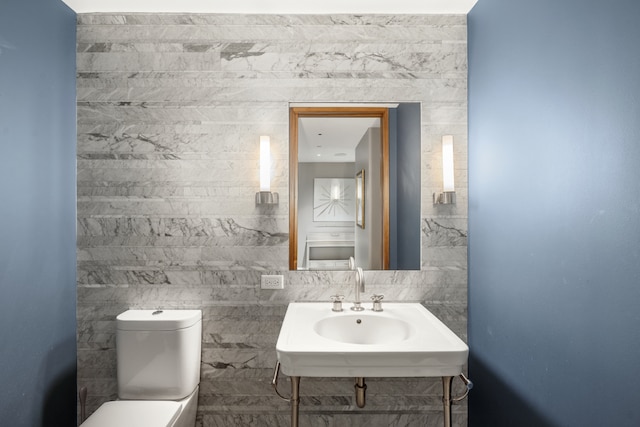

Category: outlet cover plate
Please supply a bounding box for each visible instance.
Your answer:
[261,274,284,290]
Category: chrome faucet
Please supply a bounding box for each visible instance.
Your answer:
[349,257,365,311]
[352,267,365,311]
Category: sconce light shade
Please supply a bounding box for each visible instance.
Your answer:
[256,135,279,205]
[330,182,341,201]
[259,135,271,192]
[433,135,456,205]
[442,135,455,192]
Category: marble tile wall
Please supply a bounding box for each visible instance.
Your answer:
[76,14,468,426]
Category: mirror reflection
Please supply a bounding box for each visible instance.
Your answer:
[289,104,421,271]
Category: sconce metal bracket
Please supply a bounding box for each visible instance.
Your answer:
[256,191,279,205]
[433,191,456,205]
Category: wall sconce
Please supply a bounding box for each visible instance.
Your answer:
[330,182,341,201]
[256,135,279,205]
[433,135,456,205]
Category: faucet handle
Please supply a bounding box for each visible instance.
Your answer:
[371,294,384,312]
[330,295,345,312]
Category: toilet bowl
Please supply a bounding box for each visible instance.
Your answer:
[81,309,202,427]
[81,386,198,427]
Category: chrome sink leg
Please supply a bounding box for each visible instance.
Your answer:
[291,376,300,427]
[442,376,454,427]
[354,377,367,408]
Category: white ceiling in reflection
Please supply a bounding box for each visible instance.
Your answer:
[298,117,379,163]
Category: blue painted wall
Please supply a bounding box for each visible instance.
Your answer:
[468,1,640,426]
[388,103,421,270]
[394,103,421,270]
[0,0,77,425]
[388,108,398,268]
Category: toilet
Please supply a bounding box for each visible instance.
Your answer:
[81,309,202,427]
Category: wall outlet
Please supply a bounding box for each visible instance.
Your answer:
[261,274,284,290]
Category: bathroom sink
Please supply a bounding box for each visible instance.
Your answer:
[313,313,413,345]
[276,302,468,377]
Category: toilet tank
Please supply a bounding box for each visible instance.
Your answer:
[116,309,202,400]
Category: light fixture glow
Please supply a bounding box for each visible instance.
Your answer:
[256,135,278,205]
[259,135,271,192]
[442,135,455,192]
[433,135,456,205]
[331,182,341,201]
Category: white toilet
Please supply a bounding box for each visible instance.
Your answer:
[81,309,202,427]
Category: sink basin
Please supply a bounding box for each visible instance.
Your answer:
[276,302,469,377]
[314,313,413,345]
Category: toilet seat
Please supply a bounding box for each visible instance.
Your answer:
[81,400,181,427]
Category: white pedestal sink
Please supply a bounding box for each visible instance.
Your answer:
[274,302,470,427]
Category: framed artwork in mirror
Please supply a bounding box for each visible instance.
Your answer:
[356,169,365,229]
[313,178,355,222]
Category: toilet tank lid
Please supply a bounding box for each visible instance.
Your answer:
[117,309,202,331]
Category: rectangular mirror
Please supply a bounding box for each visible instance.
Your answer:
[289,103,421,271]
